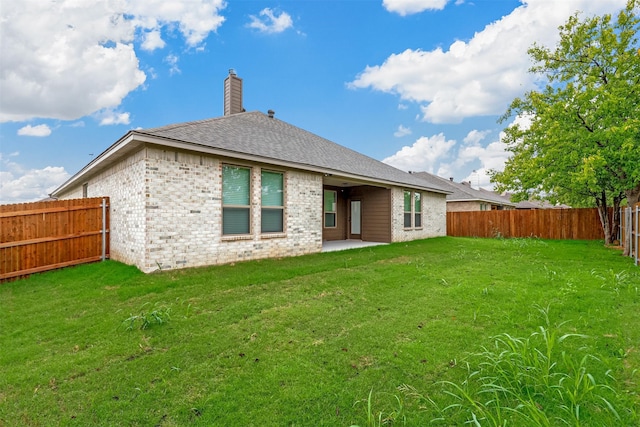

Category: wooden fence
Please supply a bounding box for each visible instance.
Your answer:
[0,198,109,282]
[621,203,640,266]
[447,208,608,240]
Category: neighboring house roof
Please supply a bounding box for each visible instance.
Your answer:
[412,172,516,207]
[52,111,450,197]
[500,193,571,209]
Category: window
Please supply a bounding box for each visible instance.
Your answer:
[404,191,412,228]
[324,190,337,228]
[222,165,251,235]
[404,190,422,229]
[261,171,284,233]
[414,192,422,228]
[82,183,88,198]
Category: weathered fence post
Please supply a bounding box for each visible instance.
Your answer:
[102,198,107,261]
[635,204,639,266]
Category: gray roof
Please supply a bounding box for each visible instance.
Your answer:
[134,111,449,194]
[412,172,515,206]
[500,193,571,209]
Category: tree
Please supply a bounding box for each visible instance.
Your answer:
[491,0,640,246]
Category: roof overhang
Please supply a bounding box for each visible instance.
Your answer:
[52,131,451,197]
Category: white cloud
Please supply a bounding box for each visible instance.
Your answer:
[351,0,628,123]
[384,118,522,187]
[164,54,181,75]
[383,0,449,16]
[394,125,412,137]
[0,0,226,123]
[382,133,456,172]
[511,112,534,131]
[130,1,226,47]
[445,122,516,188]
[0,154,70,204]
[248,8,293,34]
[463,129,490,145]
[96,109,131,126]
[141,29,165,51]
[17,124,52,137]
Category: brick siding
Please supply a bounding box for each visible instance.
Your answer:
[58,146,323,272]
[390,187,447,242]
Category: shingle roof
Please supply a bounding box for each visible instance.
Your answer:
[412,172,515,206]
[500,193,571,209]
[136,111,449,194]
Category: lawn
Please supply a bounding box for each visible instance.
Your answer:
[1,237,638,426]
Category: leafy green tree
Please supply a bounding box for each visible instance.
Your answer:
[491,0,640,245]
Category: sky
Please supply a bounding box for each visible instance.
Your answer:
[0,0,630,204]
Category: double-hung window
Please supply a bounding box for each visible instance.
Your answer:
[222,165,251,235]
[261,171,284,233]
[404,191,412,228]
[404,190,422,229]
[414,192,422,228]
[324,190,337,228]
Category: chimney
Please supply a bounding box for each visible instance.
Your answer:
[449,177,454,181]
[267,109,275,118]
[224,69,243,116]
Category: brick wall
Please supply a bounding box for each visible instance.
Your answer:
[447,201,483,212]
[390,187,447,242]
[61,146,323,272]
[142,149,323,271]
[57,149,147,268]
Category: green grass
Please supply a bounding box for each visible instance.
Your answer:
[1,237,638,426]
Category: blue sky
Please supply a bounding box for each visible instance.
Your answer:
[0,0,629,203]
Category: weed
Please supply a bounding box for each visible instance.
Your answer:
[402,306,632,426]
[592,268,638,295]
[121,302,172,330]
[351,389,406,427]
[492,228,504,239]
[543,265,558,282]
[559,280,577,297]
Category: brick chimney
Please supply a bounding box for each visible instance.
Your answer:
[224,69,243,116]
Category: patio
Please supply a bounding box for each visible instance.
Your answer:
[321,239,387,253]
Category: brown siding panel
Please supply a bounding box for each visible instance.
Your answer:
[322,186,347,241]
[360,187,391,243]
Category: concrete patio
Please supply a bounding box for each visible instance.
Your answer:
[321,239,388,253]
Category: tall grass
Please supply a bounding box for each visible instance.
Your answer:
[370,306,637,426]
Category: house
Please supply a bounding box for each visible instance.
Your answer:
[51,71,450,273]
[499,192,570,209]
[412,172,515,212]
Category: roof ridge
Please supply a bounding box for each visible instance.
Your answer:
[139,111,262,134]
